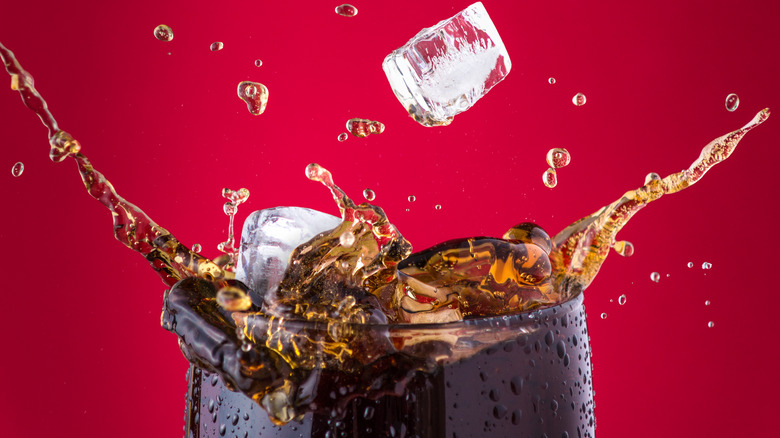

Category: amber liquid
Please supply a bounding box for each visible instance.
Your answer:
[184,294,594,438]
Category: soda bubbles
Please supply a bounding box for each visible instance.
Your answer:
[237,81,269,115]
[650,272,660,282]
[542,168,557,188]
[335,4,358,17]
[572,93,587,106]
[337,133,348,142]
[11,161,24,177]
[546,148,571,169]
[153,25,174,42]
[363,188,376,201]
[210,42,224,51]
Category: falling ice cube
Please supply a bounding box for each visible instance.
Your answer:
[382,2,511,127]
[235,207,342,305]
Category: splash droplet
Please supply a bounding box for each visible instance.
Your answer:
[546,148,571,168]
[337,133,348,142]
[346,118,384,138]
[210,42,224,51]
[434,204,442,210]
[363,188,376,201]
[687,262,694,268]
[613,241,634,257]
[600,313,607,319]
[254,59,263,67]
[650,272,660,282]
[644,172,661,185]
[543,168,557,188]
[707,321,715,328]
[11,161,24,177]
[572,93,586,106]
[704,300,711,306]
[237,81,268,115]
[335,4,358,17]
[702,262,712,269]
[10,74,19,90]
[618,294,627,305]
[548,77,556,85]
[408,195,416,202]
[339,231,355,247]
[154,25,174,42]
[725,93,739,112]
[192,243,202,253]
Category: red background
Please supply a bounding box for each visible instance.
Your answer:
[2,1,779,436]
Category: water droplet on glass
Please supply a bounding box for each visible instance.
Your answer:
[192,243,202,253]
[346,118,384,138]
[11,161,24,177]
[363,188,376,201]
[339,231,355,247]
[644,172,661,185]
[613,241,634,257]
[337,133,348,142]
[154,25,174,42]
[600,313,607,319]
[687,262,694,268]
[254,59,263,67]
[548,77,556,85]
[702,262,712,269]
[434,204,442,210]
[210,42,224,51]
[543,168,557,188]
[408,195,416,202]
[725,93,739,112]
[705,300,711,306]
[650,272,660,282]
[546,148,571,168]
[335,4,358,17]
[618,294,627,305]
[572,93,586,106]
[707,321,715,328]
[237,81,269,115]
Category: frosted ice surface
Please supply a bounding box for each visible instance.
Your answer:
[236,207,342,305]
[382,2,511,127]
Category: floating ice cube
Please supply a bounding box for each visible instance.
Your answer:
[382,2,511,127]
[236,207,342,305]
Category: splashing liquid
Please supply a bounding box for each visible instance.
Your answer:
[237,81,268,115]
[217,188,250,271]
[1,41,769,425]
[346,118,384,138]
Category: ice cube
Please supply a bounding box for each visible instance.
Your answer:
[236,207,342,305]
[382,2,511,127]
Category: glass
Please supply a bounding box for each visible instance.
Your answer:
[183,293,594,438]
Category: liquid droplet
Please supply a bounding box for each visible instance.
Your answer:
[254,59,263,67]
[335,4,358,17]
[687,262,694,268]
[705,300,711,306]
[702,262,712,269]
[339,231,356,247]
[708,321,715,328]
[546,148,571,168]
[210,42,224,51]
[10,74,19,90]
[346,118,384,138]
[613,241,634,257]
[543,168,557,188]
[618,294,627,305]
[725,93,739,112]
[408,195,416,202]
[650,272,660,282]
[572,93,586,106]
[153,25,174,42]
[600,313,607,319]
[434,204,442,210]
[644,172,661,185]
[337,132,348,142]
[192,243,202,253]
[363,188,376,201]
[11,161,24,177]
[237,81,269,115]
[548,77,556,85]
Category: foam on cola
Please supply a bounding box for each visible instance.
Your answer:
[1,41,770,429]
